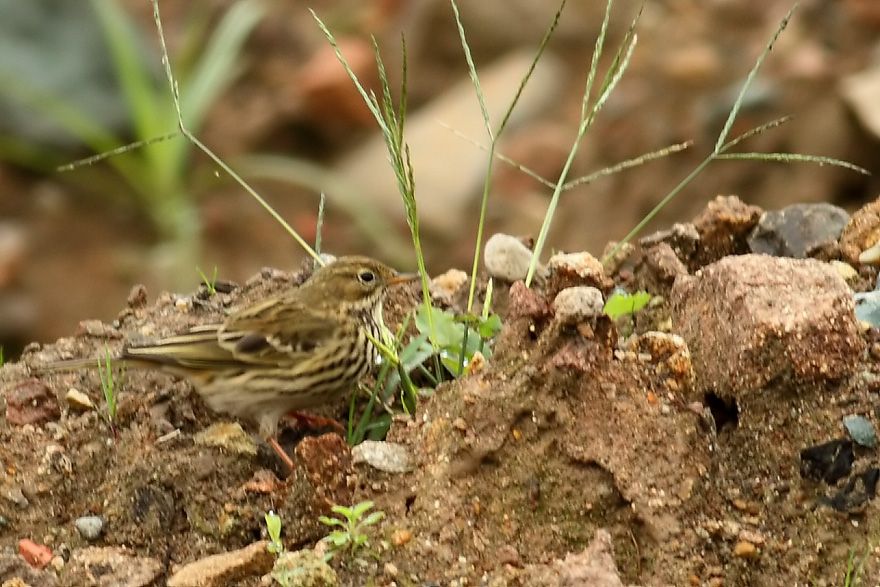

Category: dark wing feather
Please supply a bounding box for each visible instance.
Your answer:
[217,294,338,365]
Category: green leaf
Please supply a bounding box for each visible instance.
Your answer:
[351,500,375,519]
[477,314,503,339]
[603,291,651,319]
[317,516,344,528]
[361,511,385,527]
[264,511,282,540]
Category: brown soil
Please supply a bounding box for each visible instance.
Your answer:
[2,199,879,586]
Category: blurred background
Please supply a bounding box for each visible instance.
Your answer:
[0,0,878,359]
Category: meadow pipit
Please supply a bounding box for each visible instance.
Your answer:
[43,256,416,469]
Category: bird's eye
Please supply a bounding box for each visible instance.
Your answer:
[358,270,376,284]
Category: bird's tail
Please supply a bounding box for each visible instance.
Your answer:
[36,356,122,373]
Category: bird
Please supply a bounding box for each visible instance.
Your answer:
[39,255,417,469]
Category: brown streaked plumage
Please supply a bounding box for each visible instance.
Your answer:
[42,256,415,467]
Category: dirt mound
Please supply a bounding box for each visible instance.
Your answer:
[2,196,879,586]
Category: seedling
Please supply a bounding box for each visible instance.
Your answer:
[196,265,218,296]
[603,290,651,320]
[265,511,283,555]
[97,346,119,435]
[843,545,867,587]
[318,500,385,561]
[0,346,4,367]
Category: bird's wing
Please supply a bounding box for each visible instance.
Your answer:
[121,325,245,370]
[218,294,339,365]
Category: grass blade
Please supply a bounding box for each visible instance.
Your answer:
[716,152,870,175]
[713,4,797,153]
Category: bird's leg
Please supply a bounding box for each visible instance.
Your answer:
[281,411,346,436]
[267,436,295,471]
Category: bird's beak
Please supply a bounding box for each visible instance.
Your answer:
[388,272,420,286]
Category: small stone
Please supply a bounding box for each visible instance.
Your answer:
[484,234,534,282]
[383,562,399,577]
[452,417,468,431]
[4,379,61,426]
[733,540,758,559]
[431,269,468,304]
[692,195,762,264]
[552,287,604,322]
[391,528,413,547]
[49,555,65,572]
[269,549,337,587]
[74,516,104,541]
[830,260,859,283]
[65,388,94,412]
[194,422,258,456]
[840,196,880,265]
[4,486,29,509]
[547,251,613,293]
[855,291,880,327]
[747,203,849,259]
[66,547,162,586]
[351,441,412,473]
[843,414,877,448]
[168,541,274,587]
[18,539,52,569]
[76,320,121,338]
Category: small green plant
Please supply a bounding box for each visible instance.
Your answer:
[196,265,218,296]
[348,315,434,445]
[265,511,284,555]
[97,346,119,434]
[603,290,651,320]
[318,501,385,561]
[0,346,4,367]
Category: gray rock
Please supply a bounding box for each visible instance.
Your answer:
[747,203,849,258]
[484,234,534,282]
[74,516,104,541]
[552,287,604,321]
[844,415,877,448]
[855,290,880,327]
[351,441,413,473]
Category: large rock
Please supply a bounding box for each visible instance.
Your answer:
[167,541,274,587]
[65,547,163,587]
[671,255,864,397]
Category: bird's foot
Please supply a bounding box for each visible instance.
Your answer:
[267,436,295,472]
[281,411,346,436]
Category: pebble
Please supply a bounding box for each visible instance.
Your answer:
[431,269,468,304]
[18,539,52,569]
[552,286,604,321]
[4,486,29,509]
[843,414,877,448]
[384,562,399,577]
[269,549,337,587]
[391,528,413,547]
[733,540,758,559]
[351,441,413,473]
[484,234,534,282]
[74,516,104,541]
[193,422,258,456]
[65,388,94,412]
